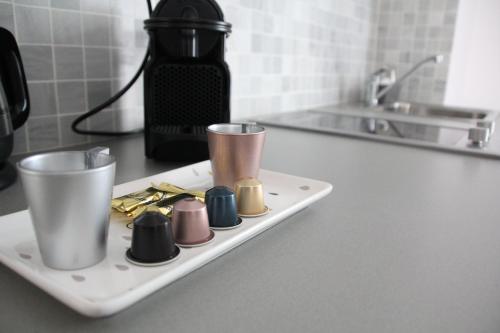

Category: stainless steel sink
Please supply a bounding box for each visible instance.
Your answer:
[257,110,466,145]
[252,103,500,159]
[383,102,497,122]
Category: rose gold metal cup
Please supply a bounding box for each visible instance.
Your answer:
[172,198,215,247]
[207,123,266,189]
[234,178,269,217]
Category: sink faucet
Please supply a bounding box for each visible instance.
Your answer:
[365,54,444,107]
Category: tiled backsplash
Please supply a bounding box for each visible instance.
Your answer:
[222,0,376,119]
[371,0,459,104]
[2,0,149,154]
[2,0,376,154]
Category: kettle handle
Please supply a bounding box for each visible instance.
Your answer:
[0,28,30,130]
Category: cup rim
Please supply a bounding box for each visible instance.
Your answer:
[207,123,265,135]
[17,151,116,176]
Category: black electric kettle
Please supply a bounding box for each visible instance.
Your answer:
[0,27,30,190]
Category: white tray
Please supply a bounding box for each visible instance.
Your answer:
[0,161,332,317]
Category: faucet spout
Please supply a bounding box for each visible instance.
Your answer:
[374,54,444,102]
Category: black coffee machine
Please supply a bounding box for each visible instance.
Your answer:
[143,0,231,162]
[0,27,30,190]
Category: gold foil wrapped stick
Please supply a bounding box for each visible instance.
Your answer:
[112,187,156,212]
[112,187,166,213]
[126,193,195,218]
[112,183,206,219]
[128,205,173,219]
[121,193,164,212]
[111,199,126,212]
[152,182,205,200]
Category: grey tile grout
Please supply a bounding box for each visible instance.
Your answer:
[29,108,128,119]
[28,78,116,84]
[49,1,63,150]
[19,42,142,50]
[11,2,147,20]
[47,3,63,150]
[10,1,378,33]
[80,7,90,137]
[11,2,30,153]
[107,7,117,132]
[12,137,100,155]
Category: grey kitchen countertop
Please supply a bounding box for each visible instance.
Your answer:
[1,127,500,332]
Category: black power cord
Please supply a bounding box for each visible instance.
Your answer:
[71,0,153,136]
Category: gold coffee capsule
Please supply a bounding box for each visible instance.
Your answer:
[234,178,269,217]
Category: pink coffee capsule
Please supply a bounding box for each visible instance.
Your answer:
[172,198,215,247]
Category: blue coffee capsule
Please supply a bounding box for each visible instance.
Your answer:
[205,186,243,230]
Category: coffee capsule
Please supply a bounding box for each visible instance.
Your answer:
[234,178,269,217]
[205,186,242,230]
[172,198,215,247]
[126,212,180,266]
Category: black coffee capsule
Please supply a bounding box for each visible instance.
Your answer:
[126,212,180,266]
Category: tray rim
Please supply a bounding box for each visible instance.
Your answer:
[0,160,333,317]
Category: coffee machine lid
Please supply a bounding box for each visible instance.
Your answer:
[144,0,231,58]
[153,0,224,20]
[144,17,231,34]
[145,0,231,34]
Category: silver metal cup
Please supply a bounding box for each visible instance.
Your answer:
[207,123,266,189]
[17,147,116,270]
